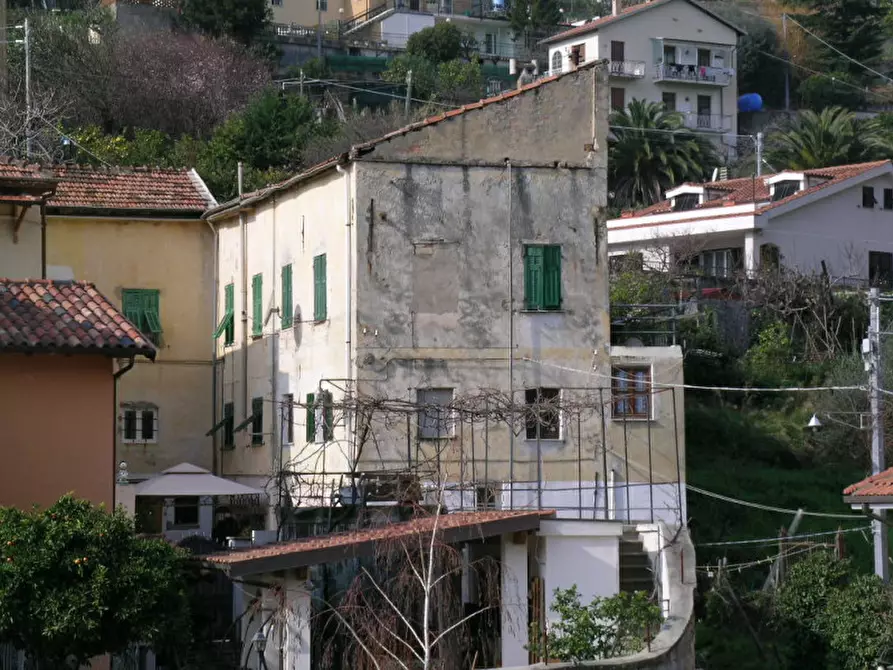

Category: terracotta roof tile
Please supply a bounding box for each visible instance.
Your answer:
[47,165,216,213]
[624,160,891,218]
[205,509,553,569]
[0,279,156,359]
[844,467,893,497]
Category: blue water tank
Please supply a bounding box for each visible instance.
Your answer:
[738,93,763,113]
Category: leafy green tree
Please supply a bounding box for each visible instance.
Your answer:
[178,0,272,47]
[406,23,464,64]
[528,586,661,662]
[764,106,885,171]
[796,0,885,78]
[383,54,439,99]
[609,99,719,210]
[383,54,483,103]
[0,496,190,668]
[798,73,867,112]
[509,0,561,39]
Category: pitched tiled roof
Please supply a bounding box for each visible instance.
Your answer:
[47,165,216,213]
[204,509,554,576]
[0,280,156,359]
[844,467,893,498]
[204,60,605,221]
[0,158,48,180]
[623,160,892,218]
[540,0,745,46]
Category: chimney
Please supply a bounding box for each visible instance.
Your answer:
[612,0,620,15]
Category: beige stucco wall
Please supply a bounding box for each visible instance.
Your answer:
[0,204,43,278]
[271,0,350,27]
[45,216,215,477]
[548,0,739,138]
[0,354,115,510]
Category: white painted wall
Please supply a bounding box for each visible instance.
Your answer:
[380,12,434,47]
[501,538,529,666]
[538,520,622,625]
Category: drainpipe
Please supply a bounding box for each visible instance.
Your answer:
[112,356,136,507]
[336,164,353,463]
[239,163,249,425]
[39,202,46,279]
[271,196,280,534]
[506,158,514,510]
[206,217,219,475]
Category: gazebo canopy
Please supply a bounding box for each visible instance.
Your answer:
[132,463,267,498]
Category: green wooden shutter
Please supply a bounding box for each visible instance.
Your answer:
[543,245,562,310]
[224,283,235,344]
[524,246,544,310]
[305,393,316,442]
[314,254,327,321]
[323,391,334,441]
[252,274,263,336]
[281,264,293,328]
[122,290,143,329]
[143,290,162,338]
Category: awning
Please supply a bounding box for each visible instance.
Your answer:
[132,463,267,497]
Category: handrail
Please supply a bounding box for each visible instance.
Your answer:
[339,1,391,34]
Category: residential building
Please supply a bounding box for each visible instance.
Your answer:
[541,0,743,137]
[607,160,893,286]
[0,279,156,510]
[205,60,684,528]
[41,166,218,480]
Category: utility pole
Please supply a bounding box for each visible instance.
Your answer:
[404,69,413,119]
[316,0,322,60]
[0,0,8,100]
[24,17,30,159]
[782,14,790,113]
[868,288,889,582]
[755,132,763,177]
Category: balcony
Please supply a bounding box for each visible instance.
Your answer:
[681,113,732,133]
[653,63,730,86]
[609,60,646,78]
[611,304,681,347]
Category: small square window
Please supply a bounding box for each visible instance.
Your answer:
[121,404,158,443]
[172,497,199,528]
[863,186,877,208]
[417,388,454,439]
[869,251,893,288]
[524,388,561,440]
[612,367,651,419]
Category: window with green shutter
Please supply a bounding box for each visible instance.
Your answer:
[122,289,163,344]
[313,254,327,322]
[251,397,263,445]
[251,273,263,336]
[305,392,316,442]
[281,264,293,328]
[214,283,235,344]
[523,245,562,311]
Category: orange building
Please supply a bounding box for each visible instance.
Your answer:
[0,279,156,510]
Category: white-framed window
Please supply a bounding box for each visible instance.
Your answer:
[551,50,563,74]
[699,248,739,278]
[612,366,651,419]
[171,496,199,529]
[418,388,455,439]
[524,388,561,440]
[121,403,158,443]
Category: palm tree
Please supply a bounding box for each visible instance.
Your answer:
[609,99,720,210]
[765,106,890,171]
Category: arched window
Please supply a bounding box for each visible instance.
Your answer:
[551,51,563,75]
[760,243,781,270]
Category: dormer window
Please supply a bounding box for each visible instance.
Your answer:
[772,180,800,201]
[673,193,699,211]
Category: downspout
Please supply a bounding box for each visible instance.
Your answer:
[336,164,353,466]
[506,158,514,510]
[39,203,46,278]
[239,163,249,425]
[206,217,219,475]
[113,356,136,507]
[271,195,280,534]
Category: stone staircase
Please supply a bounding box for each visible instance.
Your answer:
[619,528,655,595]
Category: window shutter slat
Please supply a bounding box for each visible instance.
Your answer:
[543,245,562,309]
[524,245,544,310]
[252,274,263,336]
[281,264,293,327]
[314,254,327,321]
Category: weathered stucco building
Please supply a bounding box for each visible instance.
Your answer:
[206,60,685,531]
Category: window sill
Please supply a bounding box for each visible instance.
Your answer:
[251,333,263,340]
[519,309,565,314]
[249,442,265,448]
[122,441,158,446]
[312,318,328,326]
[523,438,565,444]
[611,416,653,422]
[419,436,456,441]
[167,524,201,531]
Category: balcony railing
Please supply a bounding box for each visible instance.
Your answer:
[611,304,681,347]
[609,60,646,78]
[653,63,730,86]
[681,113,732,132]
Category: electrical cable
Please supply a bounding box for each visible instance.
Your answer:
[697,525,871,547]
[687,484,866,520]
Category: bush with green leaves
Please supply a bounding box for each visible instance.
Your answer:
[0,496,190,668]
[528,586,661,662]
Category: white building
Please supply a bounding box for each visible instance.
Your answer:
[541,0,743,137]
[607,160,893,285]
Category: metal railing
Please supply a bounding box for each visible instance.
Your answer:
[609,60,646,78]
[611,304,682,347]
[340,1,391,33]
[680,112,732,132]
[654,62,730,85]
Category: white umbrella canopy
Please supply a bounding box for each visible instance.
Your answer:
[132,463,267,498]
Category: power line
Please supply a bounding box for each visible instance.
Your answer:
[687,484,865,520]
[755,49,890,103]
[698,525,871,548]
[783,14,893,87]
